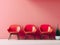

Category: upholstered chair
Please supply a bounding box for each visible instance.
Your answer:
[39,24,55,39]
[24,24,37,39]
[8,24,21,40]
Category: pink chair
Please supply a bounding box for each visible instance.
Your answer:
[8,24,21,40]
[24,24,37,39]
[39,24,55,39]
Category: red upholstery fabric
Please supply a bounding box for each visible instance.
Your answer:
[8,25,21,33]
[39,24,55,39]
[24,25,32,32]
[24,24,37,39]
[40,24,51,32]
[24,25,36,32]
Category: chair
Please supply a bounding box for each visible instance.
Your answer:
[8,24,21,40]
[39,24,55,39]
[24,24,37,39]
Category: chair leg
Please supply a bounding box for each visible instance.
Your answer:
[8,33,12,40]
[49,34,52,40]
[33,34,36,40]
[40,35,42,39]
[8,33,20,40]
[16,33,20,40]
[25,35,27,39]
[25,35,36,40]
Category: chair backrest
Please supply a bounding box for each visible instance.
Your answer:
[40,24,53,32]
[8,25,21,33]
[24,24,37,32]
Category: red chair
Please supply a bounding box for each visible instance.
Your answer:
[8,24,21,40]
[24,24,37,39]
[39,24,55,39]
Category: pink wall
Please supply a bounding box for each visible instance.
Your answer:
[0,0,60,39]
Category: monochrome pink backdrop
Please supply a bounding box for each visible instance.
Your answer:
[0,0,60,39]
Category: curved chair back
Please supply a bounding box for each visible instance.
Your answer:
[40,24,53,32]
[24,24,37,33]
[8,25,21,33]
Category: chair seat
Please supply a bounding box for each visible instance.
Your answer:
[41,32,52,34]
[9,32,18,33]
